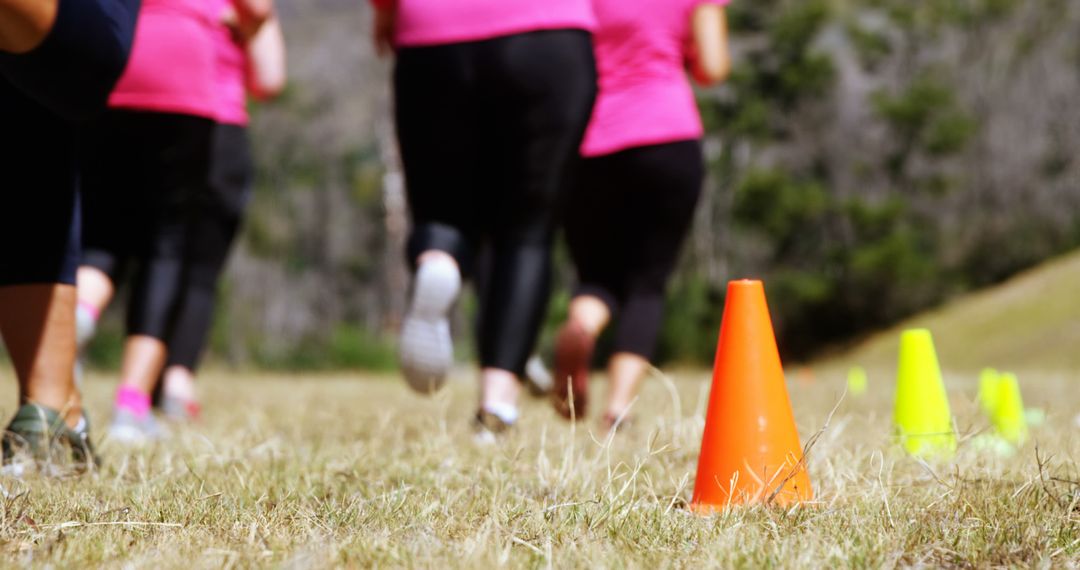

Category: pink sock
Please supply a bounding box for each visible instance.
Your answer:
[77,300,101,321]
[115,385,151,417]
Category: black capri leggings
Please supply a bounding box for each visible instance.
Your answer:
[565,140,705,360]
[0,81,80,286]
[394,29,597,376]
[0,0,138,286]
[165,123,253,370]
[81,110,214,340]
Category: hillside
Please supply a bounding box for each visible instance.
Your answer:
[818,249,1080,372]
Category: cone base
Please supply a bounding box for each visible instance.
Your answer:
[689,491,814,515]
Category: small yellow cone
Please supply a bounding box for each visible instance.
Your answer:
[992,373,1028,445]
[847,366,868,396]
[894,329,956,458]
[977,368,1001,418]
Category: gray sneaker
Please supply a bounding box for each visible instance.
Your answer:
[107,408,167,444]
[2,404,98,476]
[160,394,201,422]
[399,257,460,393]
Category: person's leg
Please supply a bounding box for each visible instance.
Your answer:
[76,111,141,348]
[553,152,627,419]
[160,123,254,418]
[75,266,115,346]
[473,29,597,428]
[393,43,481,392]
[603,141,705,424]
[0,283,96,469]
[0,285,79,422]
[0,80,95,467]
[109,113,213,440]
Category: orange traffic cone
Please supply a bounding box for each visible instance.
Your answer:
[690,280,813,512]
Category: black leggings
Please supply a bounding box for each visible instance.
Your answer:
[165,124,253,370]
[0,81,80,286]
[565,140,704,360]
[81,110,214,340]
[394,29,597,376]
[0,0,138,286]
[0,0,139,121]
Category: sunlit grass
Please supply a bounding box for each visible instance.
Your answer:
[0,368,1076,567]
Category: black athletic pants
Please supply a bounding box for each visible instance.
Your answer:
[81,110,214,340]
[165,123,253,370]
[565,140,705,360]
[394,29,597,376]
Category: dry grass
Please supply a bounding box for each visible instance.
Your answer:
[0,368,1077,568]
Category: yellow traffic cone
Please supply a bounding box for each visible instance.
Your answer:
[894,329,956,458]
[977,368,1000,418]
[847,366,868,396]
[992,373,1028,445]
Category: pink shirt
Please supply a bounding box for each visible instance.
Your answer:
[108,0,219,119]
[391,0,595,47]
[211,0,249,125]
[581,0,728,157]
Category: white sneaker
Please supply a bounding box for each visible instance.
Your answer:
[399,257,461,393]
[107,408,167,444]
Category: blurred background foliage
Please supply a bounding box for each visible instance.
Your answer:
[80,0,1080,370]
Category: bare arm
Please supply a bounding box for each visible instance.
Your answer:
[245,16,285,100]
[690,4,731,86]
[0,0,57,53]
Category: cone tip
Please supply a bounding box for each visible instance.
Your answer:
[900,328,933,342]
[728,279,763,290]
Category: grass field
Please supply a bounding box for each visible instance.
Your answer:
[0,366,1077,568]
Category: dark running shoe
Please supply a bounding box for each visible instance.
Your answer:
[2,404,98,475]
[552,321,594,421]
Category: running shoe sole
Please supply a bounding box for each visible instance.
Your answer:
[399,258,461,393]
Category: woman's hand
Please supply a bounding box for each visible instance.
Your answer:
[689,4,731,86]
[222,0,274,43]
[373,5,396,57]
[0,0,58,53]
